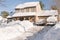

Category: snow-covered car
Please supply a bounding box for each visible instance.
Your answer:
[34,19,46,26]
[46,22,55,26]
[46,16,57,26]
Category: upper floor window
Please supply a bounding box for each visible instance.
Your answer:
[30,7,36,12]
[15,6,36,13]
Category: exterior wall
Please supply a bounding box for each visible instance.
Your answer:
[12,16,35,22]
[38,16,49,19]
[36,3,42,12]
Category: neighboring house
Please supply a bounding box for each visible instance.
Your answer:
[7,2,58,22]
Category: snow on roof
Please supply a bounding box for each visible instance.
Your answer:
[12,12,36,17]
[11,10,58,17]
[15,2,39,8]
[38,10,58,16]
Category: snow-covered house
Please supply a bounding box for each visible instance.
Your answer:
[8,2,58,22]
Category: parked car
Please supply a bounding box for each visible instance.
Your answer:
[34,19,46,26]
[46,16,57,26]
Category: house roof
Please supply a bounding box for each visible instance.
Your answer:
[12,12,36,17]
[38,10,58,16]
[15,2,39,8]
[12,10,58,17]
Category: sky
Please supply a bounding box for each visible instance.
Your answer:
[0,0,55,15]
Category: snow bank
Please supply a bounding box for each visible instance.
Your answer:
[43,23,60,40]
[0,16,3,21]
[20,20,34,31]
[7,20,34,31]
[0,27,23,40]
[0,20,34,40]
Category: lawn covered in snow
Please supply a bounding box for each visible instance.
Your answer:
[0,20,34,40]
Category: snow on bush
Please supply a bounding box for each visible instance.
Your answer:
[43,23,60,40]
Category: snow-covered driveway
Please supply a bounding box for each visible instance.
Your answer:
[25,26,52,40]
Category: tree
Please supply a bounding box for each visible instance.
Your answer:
[52,0,60,21]
[51,5,58,10]
[54,0,60,9]
[39,1,44,10]
[1,11,9,18]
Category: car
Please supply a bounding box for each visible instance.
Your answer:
[46,16,57,26]
[34,19,46,26]
[46,22,56,26]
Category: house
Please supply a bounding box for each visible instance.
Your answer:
[7,2,58,22]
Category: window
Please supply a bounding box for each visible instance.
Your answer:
[30,7,36,12]
[15,6,36,13]
[15,9,20,13]
[21,9,24,12]
[26,8,29,12]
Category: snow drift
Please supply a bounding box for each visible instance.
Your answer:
[0,20,34,40]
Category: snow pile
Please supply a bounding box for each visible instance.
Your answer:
[0,16,3,25]
[7,24,25,32]
[47,16,57,23]
[1,20,34,32]
[7,20,34,31]
[43,23,60,40]
[0,26,23,40]
[0,16,3,21]
[20,20,34,31]
[0,20,34,40]
[7,20,21,26]
[0,16,8,26]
